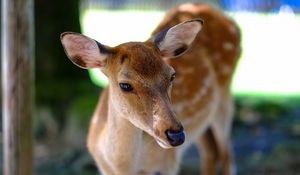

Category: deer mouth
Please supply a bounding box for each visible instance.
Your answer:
[155,137,173,149]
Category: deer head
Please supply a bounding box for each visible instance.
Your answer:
[61,19,203,148]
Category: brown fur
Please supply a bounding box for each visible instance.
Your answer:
[152,4,241,175]
[152,3,241,88]
[111,42,165,77]
[84,3,240,175]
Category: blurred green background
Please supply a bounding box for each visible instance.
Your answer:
[1,0,300,174]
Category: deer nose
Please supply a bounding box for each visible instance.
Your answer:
[165,127,185,146]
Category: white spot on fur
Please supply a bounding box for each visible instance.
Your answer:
[203,76,212,87]
[173,76,212,114]
[178,3,199,13]
[229,25,238,34]
[181,67,195,74]
[181,89,188,96]
[223,42,234,51]
[213,53,221,60]
[221,64,231,75]
[175,76,184,84]
[173,102,185,114]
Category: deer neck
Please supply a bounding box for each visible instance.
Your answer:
[107,103,143,141]
[106,91,143,158]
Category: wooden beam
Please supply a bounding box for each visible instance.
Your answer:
[2,0,34,175]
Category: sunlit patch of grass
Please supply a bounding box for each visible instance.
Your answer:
[81,9,300,96]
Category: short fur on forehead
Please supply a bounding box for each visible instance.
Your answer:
[116,42,165,77]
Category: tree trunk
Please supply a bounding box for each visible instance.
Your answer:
[2,0,34,175]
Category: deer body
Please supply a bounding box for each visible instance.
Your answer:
[152,4,241,174]
[61,3,240,175]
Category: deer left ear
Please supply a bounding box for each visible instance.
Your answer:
[153,19,203,58]
[60,32,110,69]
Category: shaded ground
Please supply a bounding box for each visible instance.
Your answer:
[1,95,300,175]
[180,95,300,175]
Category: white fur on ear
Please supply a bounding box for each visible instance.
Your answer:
[61,32,110,69]
[154,19,203,58]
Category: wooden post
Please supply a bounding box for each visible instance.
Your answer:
[2,0,34,175]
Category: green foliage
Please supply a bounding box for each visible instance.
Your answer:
[234,94,300,125]
[68,93,100,129]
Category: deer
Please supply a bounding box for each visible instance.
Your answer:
[60,3,240,175]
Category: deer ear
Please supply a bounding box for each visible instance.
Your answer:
[60,32,110,69]
[153,19,203,58]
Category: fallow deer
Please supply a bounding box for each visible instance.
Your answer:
[61,3,240,175]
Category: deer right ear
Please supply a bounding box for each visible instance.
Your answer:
[153,19,203,58]
[60,32,110,69]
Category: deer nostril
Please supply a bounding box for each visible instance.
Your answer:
[165,127,185,146]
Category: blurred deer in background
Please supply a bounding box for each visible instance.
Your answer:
[61,3,240,175]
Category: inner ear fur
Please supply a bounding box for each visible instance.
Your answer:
[153,19,203,58]
[60,32,110,69]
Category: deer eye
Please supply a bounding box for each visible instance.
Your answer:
[119,83,133,92]
[170,73,176,83]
